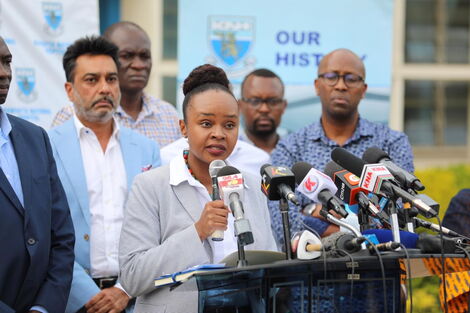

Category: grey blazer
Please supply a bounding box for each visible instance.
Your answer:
[119,164,278,313]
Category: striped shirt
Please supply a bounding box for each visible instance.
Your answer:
[50,93,182,147]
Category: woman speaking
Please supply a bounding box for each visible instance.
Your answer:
[118,64,277,313]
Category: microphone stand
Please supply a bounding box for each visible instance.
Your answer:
[387,200,402,245]
[319,209,362,238]
[279,198,292,260]
[357,204,371,232]
[236,241,247,268]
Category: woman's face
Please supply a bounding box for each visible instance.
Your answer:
[180,89,239,168]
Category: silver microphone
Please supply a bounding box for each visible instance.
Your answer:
[208,160,226,241]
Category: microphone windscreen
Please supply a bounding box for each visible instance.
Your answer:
[323,161,344,179]
[362,229,418,249]
[259,163,271,175]
[362,146,389,164]
[209,160,226,177]
[291,162,313,185]
[217,165,240,177]
[331,147,365,177]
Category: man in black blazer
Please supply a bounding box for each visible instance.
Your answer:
[0,36,75,313]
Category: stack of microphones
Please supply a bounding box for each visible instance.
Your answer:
[259,146,468,259]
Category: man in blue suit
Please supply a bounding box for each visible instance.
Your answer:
[0,37,75,313]
[48,36,160,313]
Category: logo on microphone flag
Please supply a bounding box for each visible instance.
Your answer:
[359,164,394,193]
[303,176,318,193]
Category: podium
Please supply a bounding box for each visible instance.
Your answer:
[194,253,470,313]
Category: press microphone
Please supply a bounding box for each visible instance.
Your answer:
[368,241,400,253]
[323,161,389,222]
[208,160,227,241]
[217,166,254,246]
[260,164,299,205]
[331,147,437,218]
[291,230,322,260]
[291,162,348,218]
[362,146,425,191]
[321,232,365,257]
[413,217,461,237]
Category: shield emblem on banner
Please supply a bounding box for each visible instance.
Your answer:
[16,68,36,97]
[208,16,255,67]
[42,2,63,30]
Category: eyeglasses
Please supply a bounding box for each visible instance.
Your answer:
[318,72,364,88]
[241,97,285,109]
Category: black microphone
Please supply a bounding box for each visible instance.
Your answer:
[217,166,254,246]
[362,146,425,191]
[413,217,461,237]
[208,160,226,241]
[331,147,437,218]
[321,232,365,257]
[260,164,299,205]
[323,161,389,222]
[291,161,348,218]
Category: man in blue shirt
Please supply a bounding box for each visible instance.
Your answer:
[269,48,415,245]
[0,36,75,313]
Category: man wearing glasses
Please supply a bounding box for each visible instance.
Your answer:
[268,48,414,312]
[238,69,287,154]
[269,48,414,243]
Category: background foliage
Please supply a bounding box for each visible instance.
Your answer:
[408,164,470,312]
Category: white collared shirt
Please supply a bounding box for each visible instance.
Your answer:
[73,115,127,278]
[169,153,238,263]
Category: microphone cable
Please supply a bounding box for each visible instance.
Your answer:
[301,221,339,313]
[398,243,413,313]
[435,215,448,313]
[362,236,388,313]
[455,241,470,261]
[327,247,356,313]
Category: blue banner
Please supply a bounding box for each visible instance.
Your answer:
[178,0,394,132]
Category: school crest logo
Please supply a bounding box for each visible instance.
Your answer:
[42,2,64,36]
[16,68,37,103]
[207,16,256,77]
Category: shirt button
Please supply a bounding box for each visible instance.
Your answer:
[27,238,36,245]
[84,234,90,241]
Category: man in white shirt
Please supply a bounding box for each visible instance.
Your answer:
[48,36,161,313]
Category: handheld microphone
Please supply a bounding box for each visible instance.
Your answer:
[362,146,425,191]
[260,164,299,205]
[291,162,348,218]
[323,161,389,222]
[331,147,437,218]
[291,230,322,260]
[209,160,227,241]
[321,232,365,257]
[217,166,254,246]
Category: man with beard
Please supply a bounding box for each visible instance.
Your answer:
[239,69,287,154]
[269,48,414,243]
[48,36,160,313]
[0,36,75,313]
[51,21,181,148]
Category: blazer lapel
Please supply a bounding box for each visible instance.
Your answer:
[0,166,23,215]
[172,182,216,256]
[8,125,28,216]
[53,120,90,226]
[119,128,140,189]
